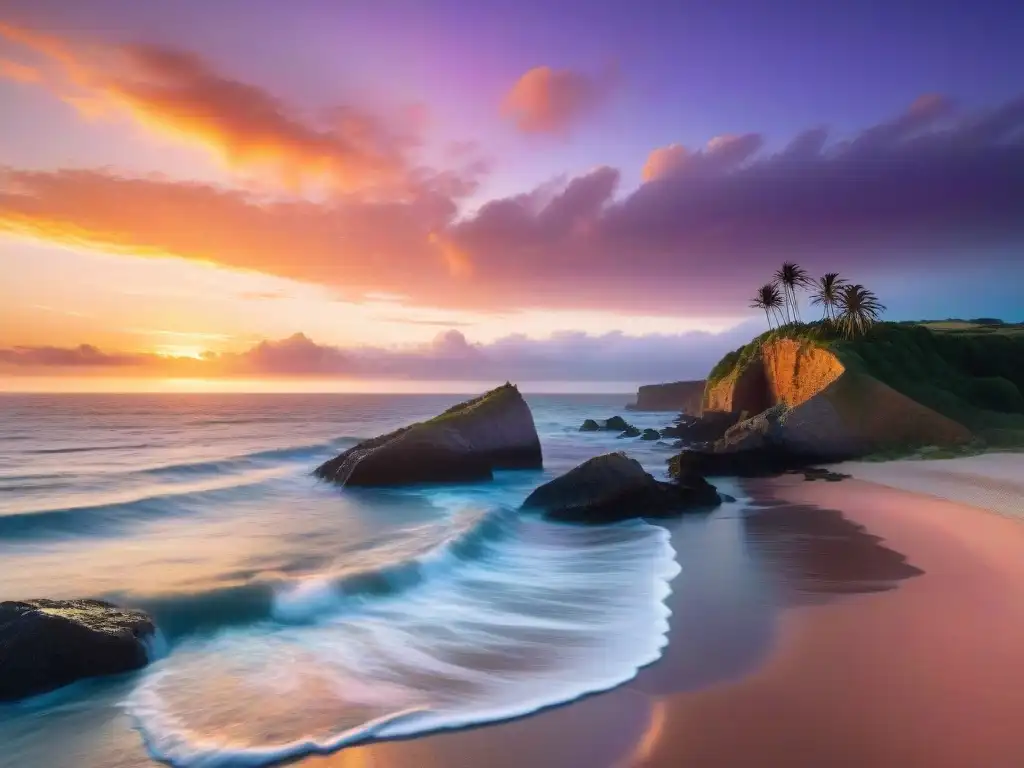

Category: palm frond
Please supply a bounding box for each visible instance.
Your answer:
[835,284,886,338]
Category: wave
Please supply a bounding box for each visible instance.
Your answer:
[0,437,361,537]
[0,472,282,540]
[271,506,515,622]
[22,442,157,455]
[124,513,681,768]
[135,438,357,480]
[111,508,515,641]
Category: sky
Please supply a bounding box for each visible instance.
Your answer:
[1,0,1023,391]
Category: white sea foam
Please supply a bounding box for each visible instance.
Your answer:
[124,512,681,767]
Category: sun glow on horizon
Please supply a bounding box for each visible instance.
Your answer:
[154,345,207,360]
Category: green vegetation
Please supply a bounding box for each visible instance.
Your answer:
[836,323,1024,438]
[431,382,516,423]
[707,318,1024,450]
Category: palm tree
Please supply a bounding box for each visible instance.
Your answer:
[835,284,886,338]
[750,283,785,330]
[774,262,812,324]
[810,272,848,323]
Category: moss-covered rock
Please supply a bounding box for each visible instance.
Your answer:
[314,383,542,486]
[0,599,157,701]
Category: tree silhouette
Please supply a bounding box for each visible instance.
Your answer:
[810,272,848,323]
[774,262,812,324]
[836,284,886,338]
[751,283,785,330]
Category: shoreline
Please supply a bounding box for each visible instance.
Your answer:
[831,451,1024,522]
[311,460,1024,768]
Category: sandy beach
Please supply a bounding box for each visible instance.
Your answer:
[307,457,1024,768]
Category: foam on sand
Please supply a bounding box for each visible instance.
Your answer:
[124,511,682,767]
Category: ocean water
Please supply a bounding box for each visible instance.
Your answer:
[0,393,688,768]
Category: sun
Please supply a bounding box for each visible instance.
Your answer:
[154,344,207,360]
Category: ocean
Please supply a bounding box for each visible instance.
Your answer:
[0,392,696,768]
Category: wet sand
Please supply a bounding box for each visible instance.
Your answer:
[311,472,1024,768]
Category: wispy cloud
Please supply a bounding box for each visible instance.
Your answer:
[30,303,91,318]
[0,57,40,83]
[125,328,234,340]
[0,322,761,382]
[238,291,290,301]
[0,23,484,198]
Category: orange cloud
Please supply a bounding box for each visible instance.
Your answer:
[501,65,613,134]
[0,166,460,301]
[3,95,1024,317]
[642,144,688,181]
[641,133,763,181]
[0,58,40,83]
[428,231,473,277]
[0,24,452,196]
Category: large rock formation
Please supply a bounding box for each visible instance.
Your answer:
[315,383,543,486]
[627,380,706,413]
[0,599,157,701]
[701,338,972,458]
[522,452,720,523]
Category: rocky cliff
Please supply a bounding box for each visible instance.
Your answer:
[314,382,543,486]
[628,380,705,412]
[702,338,972,457]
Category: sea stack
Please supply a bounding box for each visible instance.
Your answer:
[315,382,543,486]
[0,599,157,701]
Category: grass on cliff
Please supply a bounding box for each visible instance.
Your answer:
[707,320,1024,448]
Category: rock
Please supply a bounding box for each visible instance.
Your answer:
[668,446,807,479]
[617,425,642,438]
[0,599,157,701]
[717,404,788,452]
[626,380,706,413]
[314,383,542,487]
[579,419,601,432]
[604,415,632,432]
[793,467,851,482]
[522,452,721,523]
[641,428,661,441]
[660,410,739,443]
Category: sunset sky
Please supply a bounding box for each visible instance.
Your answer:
[2,0,1023,391]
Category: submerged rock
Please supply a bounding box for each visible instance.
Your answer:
[579,419,601,432]
[314,383,542,487]
[522,452,721,523]
[641,428,661,441]
[617,425,642,438]
[0,599,156,701]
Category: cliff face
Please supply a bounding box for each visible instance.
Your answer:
[630,380,705,413]
[704,339,972,456]
[315,383,543,486]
